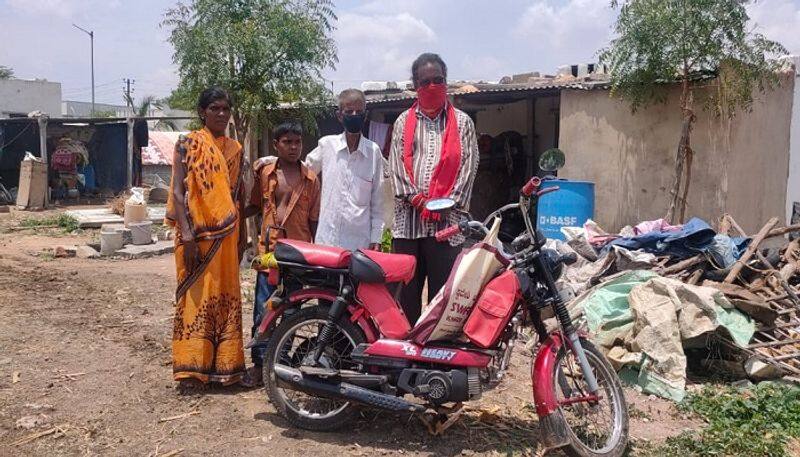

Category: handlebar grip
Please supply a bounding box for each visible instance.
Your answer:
[435,225,461,242]
[521,177,542,196]
[536,186,560,197]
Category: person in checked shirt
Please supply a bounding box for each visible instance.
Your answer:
[305,89,385,252]
[389,52,480,325]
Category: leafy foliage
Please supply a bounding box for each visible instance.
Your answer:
[162,0,337,140]
[600,0,787,114]
[0,65,13,79]
[381,228,392,253]
[599,0,787,223]
[647,384,800,456]
[128,95,178,131]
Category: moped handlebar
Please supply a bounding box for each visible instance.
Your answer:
[435,224,461,242]
[521,177,542,196]
[536,186,560,197]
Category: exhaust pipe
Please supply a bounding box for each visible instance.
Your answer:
[274,364,425,413]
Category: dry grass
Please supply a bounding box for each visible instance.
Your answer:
[108,193,129,216]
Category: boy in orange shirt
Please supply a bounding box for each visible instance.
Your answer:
[243,121,320,386]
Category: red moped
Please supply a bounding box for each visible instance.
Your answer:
[250,154,628,456]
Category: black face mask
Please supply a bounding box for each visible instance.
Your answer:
[342,113,366,134]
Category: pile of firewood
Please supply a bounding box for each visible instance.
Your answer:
[655,214,800,377]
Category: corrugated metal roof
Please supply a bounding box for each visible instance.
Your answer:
[364,80,608,105]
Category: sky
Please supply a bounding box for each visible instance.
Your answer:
[1,0,799,105]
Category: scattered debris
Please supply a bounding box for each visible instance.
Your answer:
[23,403,55,411]
[54,246,77,258]
[12,371,20,383]
[560,213,800,398]
[158,411,200,423]
[76,245,100,259]
[11,425,68,446]
[16,414,51,430]
[160,449,184,457]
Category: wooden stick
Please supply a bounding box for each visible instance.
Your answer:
[766,224,800,239]
[160,450,184,457]
[659,255,704,275]
[768,352,800,362]
[158,411,199,423]
[12,426,62,446]
[688,268,704,285]
[725,218,779,283]
[748,338,800,349]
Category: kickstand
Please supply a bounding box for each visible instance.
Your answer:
[417,403,465,436]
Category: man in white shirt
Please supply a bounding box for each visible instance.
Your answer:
[305,89,385,251]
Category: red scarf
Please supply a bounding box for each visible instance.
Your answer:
[402,101,462,221]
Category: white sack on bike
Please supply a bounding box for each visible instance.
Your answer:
[409,218,509,344]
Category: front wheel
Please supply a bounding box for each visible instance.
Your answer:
[264,305,365,431]
[553,337,629,457]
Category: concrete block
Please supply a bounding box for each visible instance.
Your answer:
[113,240,174,259]
[101,223,133,245]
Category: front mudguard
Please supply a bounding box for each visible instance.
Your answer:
[532,332,570,451]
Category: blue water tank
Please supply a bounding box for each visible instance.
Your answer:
[536,179,595,240]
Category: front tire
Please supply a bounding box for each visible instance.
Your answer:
[553,337,629,457]
[264,305,366,431]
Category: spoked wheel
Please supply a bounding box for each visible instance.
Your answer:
[264,305,365,431]
[553,337,628,457]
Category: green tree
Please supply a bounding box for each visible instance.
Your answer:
[600,0,786,223]
[162,0,337,146]
[0,65,13,79]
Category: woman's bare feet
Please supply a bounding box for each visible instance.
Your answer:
[177,378,208,395]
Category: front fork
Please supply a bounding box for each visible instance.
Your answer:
[310,285,353,364]
[533,254,600,394]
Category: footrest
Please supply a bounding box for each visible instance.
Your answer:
[299,366,339,378]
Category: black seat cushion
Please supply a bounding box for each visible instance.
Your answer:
[350,250,386,283]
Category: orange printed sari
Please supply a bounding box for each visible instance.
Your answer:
[166,127,246,384]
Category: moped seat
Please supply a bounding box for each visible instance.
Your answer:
[274,239,351,269]
[351,250,416,284]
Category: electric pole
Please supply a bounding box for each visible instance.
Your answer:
[123,78,135,112]
[72,24,95,117]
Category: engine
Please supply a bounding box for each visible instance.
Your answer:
[397,368,482,405]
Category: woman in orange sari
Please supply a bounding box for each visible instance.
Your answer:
[166,87,247,390]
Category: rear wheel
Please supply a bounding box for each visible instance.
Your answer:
[264,305,365,431]
[553,337,628,457]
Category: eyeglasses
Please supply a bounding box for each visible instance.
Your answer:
[418,76,446,87]
[340,109,366,116]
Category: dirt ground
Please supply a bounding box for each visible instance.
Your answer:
[0,208,703,456]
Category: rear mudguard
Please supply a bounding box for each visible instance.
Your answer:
[247,288,379,348]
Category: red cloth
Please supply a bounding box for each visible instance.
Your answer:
[402,101,462,221]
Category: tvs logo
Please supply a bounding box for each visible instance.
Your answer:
[401,343,418,357]
[420,348,457,361]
